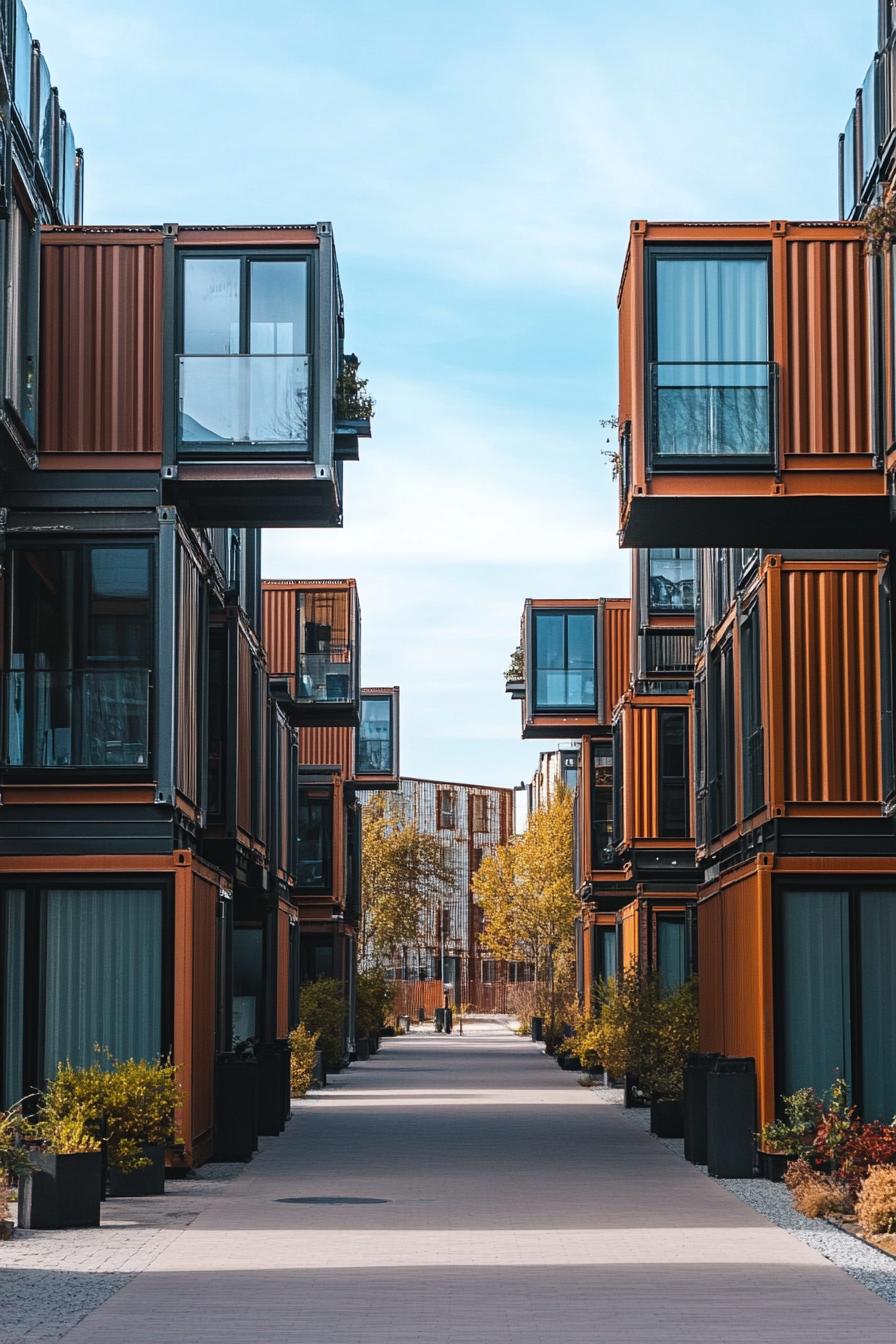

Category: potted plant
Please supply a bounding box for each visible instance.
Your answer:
[335,353,374,433]
[641,979,699,1140]
[300,978,347,1074]
[102,1056,180,1196]
[1,1103,33,1238]
[757,1086,821,1181]
[18,1108,101,1230]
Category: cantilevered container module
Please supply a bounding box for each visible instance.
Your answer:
[617,220,890,548]
[516,598,630,739]
[262,579,362,728]
[37,223,360,527]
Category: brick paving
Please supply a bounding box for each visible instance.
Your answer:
[5,1021,896,1342]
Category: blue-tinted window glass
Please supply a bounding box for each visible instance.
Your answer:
[1,890,25,1106]
[183,258,240,354]
[648,548,694,611]
[249,261,307,354]
[36,50,51,181]
[13,0,31,129]
[358,696,392,775]
[60,120,76,223]
[656,917,686,995]
[843,110,857,216]
[599,926,617,981]
[534,612,595,710]
[862,61,877,183]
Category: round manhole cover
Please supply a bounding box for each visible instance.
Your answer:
[275,1196,391,1205]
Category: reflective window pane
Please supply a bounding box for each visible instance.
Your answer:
[358,696,392,775]
[13,0,31,128]
[249,261,307,354]
[36,50,51,181]
[183,258,240,355]
[778,890,852,1099]
[534,611,595,710]
[648,548,694,611]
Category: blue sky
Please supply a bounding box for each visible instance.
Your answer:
[33,0,874,790]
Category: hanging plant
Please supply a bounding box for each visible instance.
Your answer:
[863,200,896,255]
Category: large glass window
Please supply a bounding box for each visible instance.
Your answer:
[2,886,165,1105]
[12,0,31,128]
[862,60,878,185]
[6,194,37,437]
[707,641,735,839]
[296,787,333,891]
[357,695,393,775]
[179,254,310,449]
[233,926,263,1045]
[533,611,596,711]
[741,604,764,817]
[648,549,694,612]
[590,740,614,866]
[650,250,772,462]
[778,890,852,1100]
[656,916,687,996]
[842,110,857,217]
[296,589,356,706]
[593,924,618,983]
[659,710,689,838]
[5,544,152,768]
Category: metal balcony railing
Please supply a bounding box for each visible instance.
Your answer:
[642,630,695,677]
[178,353,310,450]
[649,361,777,466]
[3,667,151,767]
[296,645,354,705]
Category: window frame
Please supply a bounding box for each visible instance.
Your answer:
[740,601,765,819]
[3,538,156,777]
[645,244,776,473]
[658,708,689,839]
[437,788,457,830]
[295,784,334,894]
[0,878,173,1108]
[531,608,597,714]
[707,638,736,840]
[647,547,695,615]
[175,247,316,456]
[356,693,394,777]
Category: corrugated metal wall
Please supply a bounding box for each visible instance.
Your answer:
[697,861,774,1124]
[618,900,639,971]
[604,599,631,715]
[262,584,297,685]
[189,866,218,1163]
[40,234,164,455]
[620,701,693,843]
[776,562,882,802]
[300,726,355,776]
[784,237,870,457]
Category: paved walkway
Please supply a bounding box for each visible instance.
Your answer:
[9,1022,896,1342]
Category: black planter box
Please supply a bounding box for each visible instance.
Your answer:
[530,1016,543,1042]
[557,1054,581,1071]
[683,1052,722,1164]
[277,1039,291,1126]
[757,1150,789,1182]
[707,1057,756,1178]
[107,1143,165,1197]
[18,1151,102,1228]
[213,1054,259,1161]
[312,1050,326,1087]
[369,1033,380,1054]
[650,1098,684,1138]
[256,1042,286,1136]
[356,1038,370,1061]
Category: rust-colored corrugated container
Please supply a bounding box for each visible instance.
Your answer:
[700,554,887,860]
[300,726,356,777]
[616,694,694,847]
[618,899,639,971]
[39,228,165,463]
[617,220,888,547]
[603,599,631,717]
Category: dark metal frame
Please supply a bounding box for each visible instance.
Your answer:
[530,607,598,715]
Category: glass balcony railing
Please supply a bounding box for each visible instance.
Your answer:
[177,354,310,450]
[296,646,354,705]
[4,668,151,767]
[650,362,776,464]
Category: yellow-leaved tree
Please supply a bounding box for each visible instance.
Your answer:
[473,784,577,1027]
[360,793,452,967]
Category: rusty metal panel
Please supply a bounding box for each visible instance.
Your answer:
[39,233,164,455]
[618,899,639,971]
[697,861,774,1124]
[784,236,870,456]
[300,726,355,776]
[779,561,882,802]
[603,599,631,716]
[189,867,218,1163]
[262,584,297,683]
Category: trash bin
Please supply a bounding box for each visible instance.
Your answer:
[417,1007,425,1023]
[444,1008,453,1034]
[683,1052,722,1164]
[398,1014,411,1033]
[434,1008,445,1032]
[707,1057,756,1178]
[531,1015,543,1043]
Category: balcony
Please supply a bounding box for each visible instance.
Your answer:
[617,221,889,549]
[354,688,400,789]
[37,225,362,529]
[262,580,361,728]
[3,668,150,771]
[513,599,630,739]
[178,355,310,454]
[640,630,695,678]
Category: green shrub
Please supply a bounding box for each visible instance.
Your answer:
[40,1054,181,1174]
[299,978,346,1070]
[759,1087,822,1156]
[355,967,392,1038]
[288,1025,319,1097]
[588,972,697,1099]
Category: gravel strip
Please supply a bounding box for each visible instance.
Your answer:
[592,1084,896,1306]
